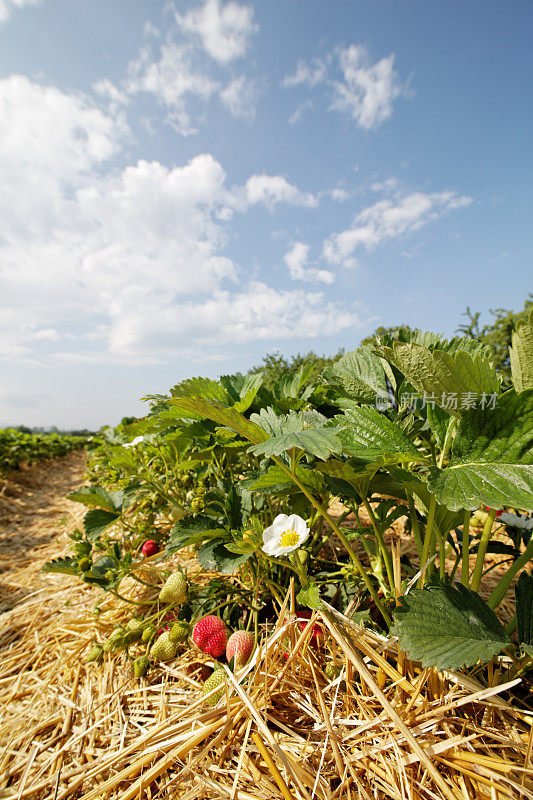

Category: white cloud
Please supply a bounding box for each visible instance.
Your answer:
[288,99,313,126]
[92,78,130,114]
[220,75,257,121]
[106,282,360,358]
[323,190,473,267]
[283,58,327,88]
[126,42,217,135]
[0,74,126,242]
[0,77,361,366]
[283,44,408,130]
[244,175,318,210]
[284,242,335,284]
[0,0,41,27]
[176,0,257,63]
[328,188,351,202]
[34,329,61,342]
[331,45,405,129]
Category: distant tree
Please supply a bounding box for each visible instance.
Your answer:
[249,350,344,390]
[359,325,414,348]
[457,295,533,381]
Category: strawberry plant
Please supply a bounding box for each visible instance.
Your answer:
[44,312,533,678]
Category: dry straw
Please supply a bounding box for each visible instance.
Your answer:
[1,456,532,799]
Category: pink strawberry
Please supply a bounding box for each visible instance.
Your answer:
[226,631,255,671]
[192,615,228,658]
[141,540,159,557]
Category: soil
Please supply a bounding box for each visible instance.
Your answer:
[0,452,87,613]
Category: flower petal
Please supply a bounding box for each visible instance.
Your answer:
[271,514,289,530]
[262,540,284,556]
[286,514,308,535]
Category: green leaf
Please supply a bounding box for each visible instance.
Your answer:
[89,556,116,577]
[68,485,123,513]
[428,389,533,510]
[171,376,229,403]
[165,515,227,555]
[83,509,120,539]
[297,581,322,610]
[516,572,533,648]
[379,343,500,416]
[324,346,390,403]
[315,459,375,498]
[170,397,268,444]
[42,556,78,575]
[249,408,342,460]
[220,371,264,412]
[386,467,465,535]
[510,308,533,392]
[337,407,426,463]
[430,464,533,512]
[249,464,324,493]
[426,403,450,450]
[197,538,251,574]
[392,583,510,670]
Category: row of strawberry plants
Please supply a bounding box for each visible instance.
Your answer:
[45,311,533,683]
[0,428,88,474]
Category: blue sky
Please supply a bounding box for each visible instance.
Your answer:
[1,0,531,429]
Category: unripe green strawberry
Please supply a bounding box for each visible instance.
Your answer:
[324,663,342,680]
[103,629,125,652]
[124,629,142,645]
[86,643,104,663]
[159,572,187,605]
[150,631,178,662]
[202,669,226,706]
[141,625,157,643]
[168,621,189,643]
[78,557,92,572]
[127,618,145,632]
[132,655,150,678]
[226,631,255,671]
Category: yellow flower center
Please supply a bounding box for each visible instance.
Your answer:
[278,529,299,548]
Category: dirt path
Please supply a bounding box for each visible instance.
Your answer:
[0,452,87,613]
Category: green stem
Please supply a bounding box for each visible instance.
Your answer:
[470,508,498,592]
[438,417,457,468]
[407,493,423,561]
[109,589,155,606]
[129,572,160,589]
[271,456,392,626]
[310,507,351,555]
[291,549,309,587]
[361,497,394,592]
[461,510,471,586]
[487,538,533,609]
[437,528,446,582]
[417,494,437,588]
[505,613,516,635]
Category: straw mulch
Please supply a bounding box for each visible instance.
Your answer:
[1,458,533,799]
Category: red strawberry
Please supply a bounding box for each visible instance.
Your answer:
[192,615,228,658]
[282,610,324,659]
[296,609,324,649]
[141,540,159,557]
[226,631,255,671]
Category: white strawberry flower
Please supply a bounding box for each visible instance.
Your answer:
[123,436,144,449]
[262,514,310,557]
